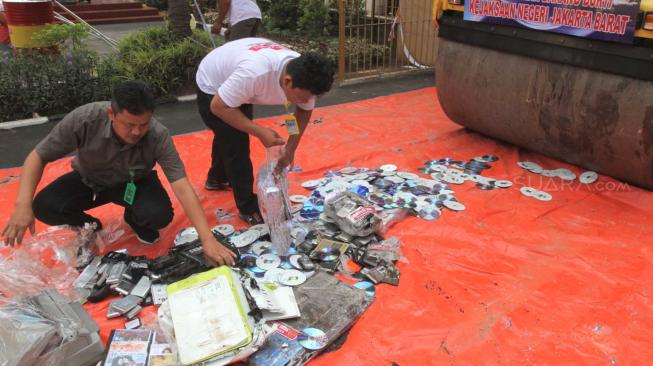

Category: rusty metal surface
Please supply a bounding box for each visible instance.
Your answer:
[436,39,653,190]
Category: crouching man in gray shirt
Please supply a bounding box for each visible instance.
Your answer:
[1,80,236,266]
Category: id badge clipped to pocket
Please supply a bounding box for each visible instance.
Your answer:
[123,182,136,205]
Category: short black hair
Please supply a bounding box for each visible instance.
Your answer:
[286,52,335,96]
[111,80,155,115]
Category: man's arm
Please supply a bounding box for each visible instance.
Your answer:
[276,107,312,172]
[1,150,46,246]
[169,177,236,266]
[210,94,285,147]
[211,0,230,34]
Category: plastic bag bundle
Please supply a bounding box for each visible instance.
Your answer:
[0,225,92,301]
[256,148,292,255]
[324,191,380,237]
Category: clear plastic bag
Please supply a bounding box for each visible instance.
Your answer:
[0,288,101,366]
[257,148,293,255]
[324,192,380,237]
[0,225,92,301]
[376,208,410,235]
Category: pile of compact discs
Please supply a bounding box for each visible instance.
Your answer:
[293,163,468,224]
[419,155,513,191]
[517,161,599,185]
[203,223,316,287]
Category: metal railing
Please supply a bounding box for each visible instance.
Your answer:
[338,0,438,82]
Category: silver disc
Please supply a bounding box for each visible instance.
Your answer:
[380,164,398,172]
[251,241,274,255]
[278,269,307,286]
[212,224,234,237]
[494,180,513,188]
[264,267,286,283]
[174,227,198,246]
[534,191,553,201]
[443,200,466,211]
[397,172,419,180]
[301,179,323,189]
[232,230,259,248]
[256,253,281,271]
[579,171,598,184]
[520,187,537,197]
[290,195,308,204]
[289,254,303,270]
[249,223,269,236]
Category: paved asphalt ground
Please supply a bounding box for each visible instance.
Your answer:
[0,22,436,169]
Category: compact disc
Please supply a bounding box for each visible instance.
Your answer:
[290,195,308,203]
[256,253,281,271]
[476,182,496,190]
[417,205,441,221]
[579,171,598,184]
[174,227,198,246]
[288,254,304,270]
[380,164,398,172]
[211,224,234,237]
[340,167,358,175]
[245,266,266,277]
[397,172,418,180]
[314,247,340,262]
[534,191,553,201]
[442,175,465,185]
[249,223,269,236]
[278,269,307,286]
[474,155,499,163]
[519,187,537,197]
[231,230,259,248]
[354,281,376,296]
[494,180,513,188]
[264,267,286,283]
[443,200,466,211]
[301,179,323,189]
[251,241,273,255]
[298,328,328,350]
[541,170,557,177]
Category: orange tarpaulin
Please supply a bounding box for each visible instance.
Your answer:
[2,87,653,365]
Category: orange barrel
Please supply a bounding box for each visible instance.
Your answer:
[3,0,54,48]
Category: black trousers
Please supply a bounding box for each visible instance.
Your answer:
[32,170,173,234]
[196,89,259,215]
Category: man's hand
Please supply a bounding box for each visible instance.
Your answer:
[256,127,285,148]
[2,205,36,246]
[275,148,295,174]
[202,236,237,266]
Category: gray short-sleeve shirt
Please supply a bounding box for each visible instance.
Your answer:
[35,102,186,190]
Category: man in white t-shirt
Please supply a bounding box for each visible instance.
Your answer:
[195,38,334,225]
[211,0,261,41]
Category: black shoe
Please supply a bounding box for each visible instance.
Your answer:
[135,228,160,245]
[238,211,264,225]
[205,179,231,191]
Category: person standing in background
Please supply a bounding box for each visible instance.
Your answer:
[211,0,261,41]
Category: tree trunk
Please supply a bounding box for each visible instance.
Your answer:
[167,0,192,37]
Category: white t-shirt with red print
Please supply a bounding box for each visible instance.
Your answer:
[196,37,316,110]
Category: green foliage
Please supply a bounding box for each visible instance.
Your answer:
[278,37,389,68]
[31,23,91,51]
[0,50,113,121]
[0,26,220,121]
[144,0,168,10]
[112,27,219,97]
[266,0,302,32]
[298,0,331,38]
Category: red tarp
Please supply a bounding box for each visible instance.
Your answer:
[2,87,653,365]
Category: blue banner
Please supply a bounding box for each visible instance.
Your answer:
[464,0,642,43]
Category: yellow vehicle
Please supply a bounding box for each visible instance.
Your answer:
[433,0,653,189]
